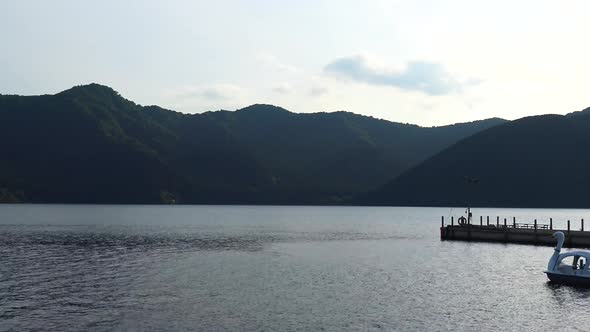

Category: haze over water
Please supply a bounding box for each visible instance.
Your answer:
[1,205,589,331]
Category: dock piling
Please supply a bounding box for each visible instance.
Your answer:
[504,218,507,228]
[513,217,516,228]
[496,216,499,228]
[550,218,553,230]
[534,219,537,231]
[583,219,585,232]
[441,216,444,228]
[480,216,482,226]
[487,216,489,226]
[568,220,570,232]
[451,216,454,226]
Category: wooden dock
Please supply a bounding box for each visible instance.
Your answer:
[440,216,590,248]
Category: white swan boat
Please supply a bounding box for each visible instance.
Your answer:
[545,231,590,286]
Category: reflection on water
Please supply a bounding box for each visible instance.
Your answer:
[546,282,590,303]
[0,227,265,251]
[1,205,590,331]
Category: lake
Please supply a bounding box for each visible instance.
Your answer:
[1,205,589,331]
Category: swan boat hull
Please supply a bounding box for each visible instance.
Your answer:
[545,271,590,287]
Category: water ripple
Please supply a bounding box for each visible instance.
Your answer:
[2,206,590,331]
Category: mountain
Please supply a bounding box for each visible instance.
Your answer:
[0,84,180,203]
[0,84,268,204]
[0,83,505,204]
[364,110,590,208]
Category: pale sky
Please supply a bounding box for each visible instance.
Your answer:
[2,0,590,126]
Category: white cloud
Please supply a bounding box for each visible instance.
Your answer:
[310,86,328,97]
[272,82,294,94]
[256,53,299,73]
[162,84,251,113]
[167,84,246,101]
[324,54,474,95]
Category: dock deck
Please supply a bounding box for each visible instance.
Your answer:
[440,216,590,248]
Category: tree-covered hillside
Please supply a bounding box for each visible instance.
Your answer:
[0,84,505,204]
[364,109,590,208]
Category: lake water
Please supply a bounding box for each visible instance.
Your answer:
[1,205,589,331]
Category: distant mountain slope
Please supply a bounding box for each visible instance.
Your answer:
[0,84,178,203]
[0,84,267,204]
[201,105,505,196]
[0,84,505,204]
[364,111,590,208]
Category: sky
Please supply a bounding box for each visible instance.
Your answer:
[2,0,590,126]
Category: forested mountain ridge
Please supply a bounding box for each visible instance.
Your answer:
[0,83,505,204]
[364,110,590,208]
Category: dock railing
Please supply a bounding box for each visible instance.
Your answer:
[513,222,549,230]
[441,216,587,231]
